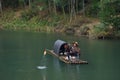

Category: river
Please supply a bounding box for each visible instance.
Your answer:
[0,31,120,80]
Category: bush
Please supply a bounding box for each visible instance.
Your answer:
[21,5,39,21]
[1,10,15,22]
[99,0,120,32]
[89,23,111,39]
[86,2,100,17]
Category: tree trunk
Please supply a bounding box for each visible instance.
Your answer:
[100,0,104,21]
[23,0,26,8]
[0,0,2,14]
[62,5,66,18]
[29,0,31,8]
[70,0,76,22]
[53,0,57,15]
[68,0,71,14]
[48,0,51,14]
[83,0,85,16]
[76,0,79,14]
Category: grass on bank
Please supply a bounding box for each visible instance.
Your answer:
[0,9,120,39]
[0,9,65,32]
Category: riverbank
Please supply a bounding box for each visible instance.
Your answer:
[0,9,120,39]
[0,9,54,32]
[0,9,89,33]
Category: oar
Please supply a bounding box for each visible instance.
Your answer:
[43,49,47,55]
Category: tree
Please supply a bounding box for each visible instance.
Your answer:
[69,0,75,22]
[47,0,52,14]
[53,0,57,15]
[82,0,85,16]
[0,0,2,13]
[99,0,120,32]
[29,0,31,8]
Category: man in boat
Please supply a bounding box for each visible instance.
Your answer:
[63,43,72,61]
[70,41,81,59]
[63,43,70,55]
[64,42,80,61]
[59,43,70,56]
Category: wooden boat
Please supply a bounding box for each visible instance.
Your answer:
[45,40,88,64]
[46,49,88,64]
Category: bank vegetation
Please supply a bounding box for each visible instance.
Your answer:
[0,0,120,39]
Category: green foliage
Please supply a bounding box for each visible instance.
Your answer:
[1,0,120,38]
[21,5,39,21]
[99,0,120,31]
[112,16,120,30]
[89,23,106,39]
[0,10,15,22]
[2,0,19,8]
[115,31,120,38]
[93,23,107,34]
[86,2,100,17]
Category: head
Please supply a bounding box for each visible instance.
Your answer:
[73,41,79,47]
[64,43,69,49]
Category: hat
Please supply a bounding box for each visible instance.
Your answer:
[73,41,79,46]
[75,42,78,45]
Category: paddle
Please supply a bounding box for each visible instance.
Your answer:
[37,50,47,70]
[43,49,47,55]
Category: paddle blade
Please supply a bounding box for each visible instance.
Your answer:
[43,50,47,55]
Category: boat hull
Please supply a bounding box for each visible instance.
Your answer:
[46,49,88,64]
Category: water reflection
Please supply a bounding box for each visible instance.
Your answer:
[63,65,81,80]
[41,69,47,80]
[47,56,82,80]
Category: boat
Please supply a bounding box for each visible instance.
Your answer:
[45,40,88,64]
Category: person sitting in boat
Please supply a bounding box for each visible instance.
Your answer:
[63,43,70,55]
[59,43,70,56]
[70,41,81,59]
[62,43,72,61]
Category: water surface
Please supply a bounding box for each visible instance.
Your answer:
[0,31,120,80]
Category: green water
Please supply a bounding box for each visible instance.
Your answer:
[0,31,120,80]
